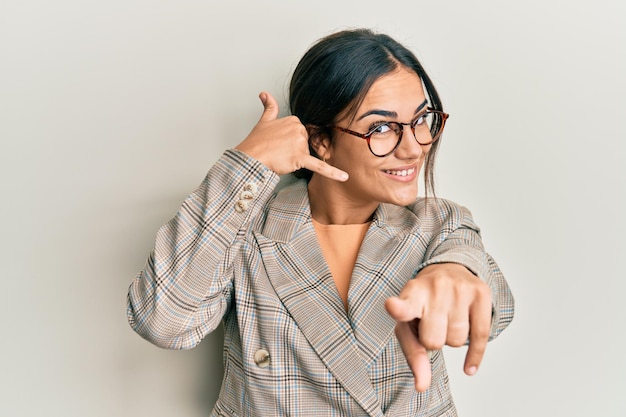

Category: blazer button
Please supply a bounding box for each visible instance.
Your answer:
[254,349,271,368]
[243,182,258,194]
[234,199,249,213]
[240,190,255,200]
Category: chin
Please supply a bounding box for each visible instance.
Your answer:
[387,191,419,206]
[397,197,418,206]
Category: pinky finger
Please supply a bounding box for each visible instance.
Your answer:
[464,299,492,375]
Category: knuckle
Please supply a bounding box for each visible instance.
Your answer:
[403,278,422,292]
[430,273,453,290]
[479,284,492,300]
[296,122,307,135]
[447,323,469,347]
[287,115,304,128]
[446,336,466,347]
[312,158,326,171]
[469,343,486,357]
[449,320,469,332]
[471,327,491,341]
[419,334,444,350]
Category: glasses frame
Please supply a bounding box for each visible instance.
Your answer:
[330,108,449,157]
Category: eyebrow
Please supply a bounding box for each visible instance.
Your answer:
[356,99,428,121]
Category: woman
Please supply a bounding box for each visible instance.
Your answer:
[127,28,514,416]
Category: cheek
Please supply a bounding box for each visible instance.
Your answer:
[331,142,372,172]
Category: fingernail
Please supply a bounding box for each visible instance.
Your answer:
[466,366,477,376]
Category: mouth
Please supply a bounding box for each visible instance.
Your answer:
[382,167,416,177]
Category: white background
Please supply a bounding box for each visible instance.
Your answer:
[1,1,624,416]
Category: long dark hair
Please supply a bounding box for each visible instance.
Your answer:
[289,28,444,198]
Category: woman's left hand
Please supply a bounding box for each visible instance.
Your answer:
[384,263,492,392]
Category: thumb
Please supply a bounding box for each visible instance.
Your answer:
[385,296,423,322]
[258,91,279,122]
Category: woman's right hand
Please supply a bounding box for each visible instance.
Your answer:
[235,91,348,182]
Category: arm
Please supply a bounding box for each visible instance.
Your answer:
[127,149,280,349]
[386,199,514,391]
[418,200,514,341]
[128,91,348,350]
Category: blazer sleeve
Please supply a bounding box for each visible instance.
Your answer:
[127,149,280,349]
[412,199,514,341]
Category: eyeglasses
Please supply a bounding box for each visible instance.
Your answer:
[330,108,449,157]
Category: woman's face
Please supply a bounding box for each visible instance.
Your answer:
[326,66,431,207]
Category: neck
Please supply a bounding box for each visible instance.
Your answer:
[308,175,378,225]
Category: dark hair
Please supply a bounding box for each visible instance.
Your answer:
[289,28,444,198]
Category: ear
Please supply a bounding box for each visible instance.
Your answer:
[306,125,332,161]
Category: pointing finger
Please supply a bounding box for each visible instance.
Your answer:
[395,321,432,392]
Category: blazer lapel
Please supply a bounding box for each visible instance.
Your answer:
[253,179,383,416]
[347,203,431,363]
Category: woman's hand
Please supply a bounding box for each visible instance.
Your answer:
[235,91,348,182]
[385,263,492,392]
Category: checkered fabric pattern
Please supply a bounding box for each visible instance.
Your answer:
[127,149,514,416]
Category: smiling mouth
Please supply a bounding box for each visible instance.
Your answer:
[383,168,416,177]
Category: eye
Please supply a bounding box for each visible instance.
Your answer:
[412,112,431,127]
[368,122,394,136]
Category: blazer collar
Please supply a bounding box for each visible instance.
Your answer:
[261,178,421,243]
[255,179,426,416]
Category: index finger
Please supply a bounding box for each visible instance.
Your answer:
[464,296,492,375]
[395,321,432,392]
[301,155,349,182]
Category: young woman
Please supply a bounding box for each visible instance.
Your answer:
[127,28,514,416]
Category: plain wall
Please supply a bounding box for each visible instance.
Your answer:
[1,1,624,416]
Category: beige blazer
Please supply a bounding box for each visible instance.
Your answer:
[127,149,514,416]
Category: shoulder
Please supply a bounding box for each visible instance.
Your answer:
[406,198,479,233]
[250,175,311,242]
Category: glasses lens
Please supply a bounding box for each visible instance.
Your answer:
[368,122,402,156]
[414,112,439,145]
[366,111,447,156]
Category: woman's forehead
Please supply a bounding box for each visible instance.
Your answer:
[344,68,426,123]
[361,69,424,106]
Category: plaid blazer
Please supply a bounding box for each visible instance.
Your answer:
[127,149,514,416]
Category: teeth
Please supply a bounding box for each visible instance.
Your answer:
[384,168,415,177]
